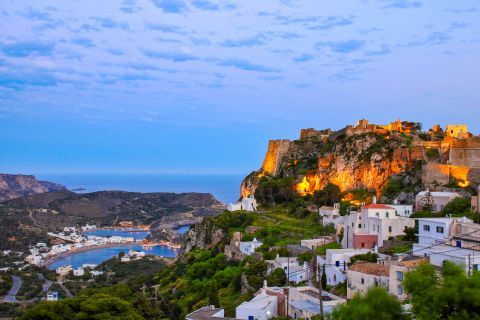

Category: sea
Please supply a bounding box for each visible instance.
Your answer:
[39,173,244,269]
[37,173,244,204]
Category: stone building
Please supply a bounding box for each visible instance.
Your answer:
[446,124,469,139]
[347,261,390,299]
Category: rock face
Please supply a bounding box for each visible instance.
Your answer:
[177,218,225,259]
[242,132,425,199]
[0,174,65,202]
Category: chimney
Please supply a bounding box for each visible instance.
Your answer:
[372,195,377,204]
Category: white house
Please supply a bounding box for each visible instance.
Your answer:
[288,286,345,319]
[239,238,263,255]
[301,237,336,250]
[319,204,340,219]
[46,290,59,301]
[56,265,73,276]
[416,218,455,245]
[412,217,480,273]
[347,261,390,299]
[228,195,258,212]
[389,204,414,217]
[236,292,277,320]
[342,204,414,249]
[186,306,226,320]
[265,256,311,284]
[318,248,371,286]
[415,191,461,212]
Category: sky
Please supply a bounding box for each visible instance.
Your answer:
[0,0,479,175]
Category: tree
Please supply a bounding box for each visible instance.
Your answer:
[422,191,435,213]
[208,282,220,307]
[321,264,327,289]
[267,268,287,287]
[404,261,480,320]
[329,287,409,320]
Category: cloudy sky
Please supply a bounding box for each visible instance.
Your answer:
[0,0,479,174]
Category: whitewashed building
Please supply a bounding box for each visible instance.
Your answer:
[415,191,461,212]
[301,237,336,250]
[228,195,258,212]
[236,292,277,320]
[288,286,345,319]
[266,256,311,284]
[46,290,59,301]
[318,248,371,286]
[239,238,263,255]
[347,261,390,299]
[56,265,73,276]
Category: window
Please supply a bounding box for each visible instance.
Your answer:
[396,271,404,281]
[423,224,430,232]
[336,261,340,267]
[386,212,390,218]
[376,212,379,218]
[372,225,375,231]
[436,226,444,233]
[358,224,362,229]
[456,241,462,248]
[474,265,479,272]
[395,211,399,216]
[361,278,364,284]
[361,242,365,248]
[389,226,392,233]
[397,286,404,295]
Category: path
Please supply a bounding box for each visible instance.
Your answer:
[3,275,21,303]
[59,282,73,298]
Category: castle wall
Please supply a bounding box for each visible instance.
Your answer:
[449,147,480,168]
[261,139,291,176]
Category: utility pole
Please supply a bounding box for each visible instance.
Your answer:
[318,262,324,319]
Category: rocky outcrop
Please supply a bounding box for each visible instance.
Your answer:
[242,132,424,199]
[0,174,65,202]
[177,218,225,259]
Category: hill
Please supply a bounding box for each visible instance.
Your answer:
[0,174,65,202]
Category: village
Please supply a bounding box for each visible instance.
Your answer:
[186,175,480,320]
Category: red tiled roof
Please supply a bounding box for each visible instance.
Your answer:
[349,261,390,276]
[362,204,394,210]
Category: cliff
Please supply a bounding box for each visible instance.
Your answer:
[242,120,480,204]
[0,174,65,202]
[177,217,225,260]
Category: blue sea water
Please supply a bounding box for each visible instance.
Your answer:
[82,229,150,241]
[47,245,178,270]
[38,174,240,269]
[37,173,244,204]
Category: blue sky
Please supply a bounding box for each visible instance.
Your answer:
[0,0,479,174]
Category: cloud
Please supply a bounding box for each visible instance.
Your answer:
[191,0,219,10]
[276,15,354,31]
[316,40,365,53]
[92,17,129,30]
[402,32,452,47]
[144,22,188,35]
[107,48,124,55]
[1,41,55,57]
[382,0,423,9]
[71,37,96,48]
[217,58,279,73]
[0,71,57,89]
[293,53,314,62]
[151,0,188,13]
[365,44,391,56]
[142,49,199,61]
[219,35,267,48]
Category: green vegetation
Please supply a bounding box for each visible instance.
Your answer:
[315,242,342,255]
[17,273,42,301]
[405,262,480,320]
[20,284,147,320]
[0,274,12,296]
[348,252,378,265]
[255,177,299,206]
[426,148,439,159]
[329,287,408,320]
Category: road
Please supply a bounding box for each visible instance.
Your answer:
[3,275,21,303]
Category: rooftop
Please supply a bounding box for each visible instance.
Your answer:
[237,293,276,310]
[348,261,390,276]
[362,204,395,210]
[417,191,461,197]
[186,307,234,320]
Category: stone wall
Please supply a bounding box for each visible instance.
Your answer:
[261,139,291,176]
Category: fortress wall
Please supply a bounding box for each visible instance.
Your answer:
[261,139,291,176]
[449,147,480,168]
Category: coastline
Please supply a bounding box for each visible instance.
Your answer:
[41,242,177,269]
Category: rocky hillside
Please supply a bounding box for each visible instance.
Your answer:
[0,189,224,236]
[0,174,65,202]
